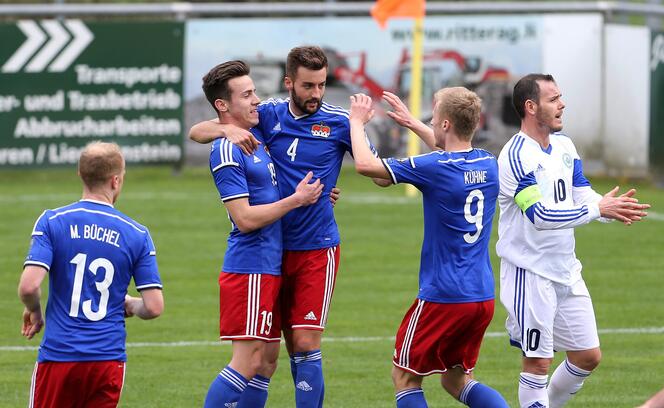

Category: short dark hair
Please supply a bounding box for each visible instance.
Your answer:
[512,74,556,118]
[286,46,328,79]
[202,60,250,112]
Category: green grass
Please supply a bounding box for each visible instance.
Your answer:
[1,166,663,407]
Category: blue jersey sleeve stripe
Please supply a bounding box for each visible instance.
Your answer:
[217,139,239,168]
[514,171,537,196]
[534,204,588,215]
[23,260,50,271]
[409,157,416,168]
[149,251,156,256]
[136,283,163,290]
[221,193,250,202]
[572,159,591,187]
[382,159,398,184]
[534,203,588,221]
[508,136,525,180]
[30,210,47,236]
[31,231,44,236]
[48,208,147,233]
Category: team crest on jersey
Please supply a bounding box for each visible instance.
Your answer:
[311,122,331,138]
[562,153,573,168]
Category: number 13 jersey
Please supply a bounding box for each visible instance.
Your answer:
[24,199,162,362]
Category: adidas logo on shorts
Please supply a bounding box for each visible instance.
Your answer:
[297,381,313,392]
[304,311,317,321]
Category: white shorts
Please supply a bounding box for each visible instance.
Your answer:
[499,259,600,358]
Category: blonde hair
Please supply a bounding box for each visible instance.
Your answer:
[433,87,482,141]
[78,141,124,189]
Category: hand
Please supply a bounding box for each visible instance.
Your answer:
[329,187,341,207]
[21,307,43,340]
[124,294,137,318]
[383,91,417,128]
[598,186,650,225]
[224,124,261,155]
[349,94,375,124]
[294,171,323,206]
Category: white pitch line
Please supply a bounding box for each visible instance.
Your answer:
[647,211,664,221]
[2,326,663,352]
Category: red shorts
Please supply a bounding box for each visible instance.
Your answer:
[281,246,340,330]
[30,360,125,408]
[393,299,494,376]
[219,272,282,342]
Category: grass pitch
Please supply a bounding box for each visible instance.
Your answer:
[0,166,662,407]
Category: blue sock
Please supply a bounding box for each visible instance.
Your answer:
[203,366,249,408]
[238,375,270,408]
[293,350,324,408]
[459,380,509,408]
[395,388,428,408]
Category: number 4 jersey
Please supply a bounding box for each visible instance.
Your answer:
[383,148,499,303]
[24,199,162,362]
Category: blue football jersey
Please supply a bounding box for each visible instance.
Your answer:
[24,199,162,362]
[255,98,369,250]
[383,149,499,303]
[210,132,282,275]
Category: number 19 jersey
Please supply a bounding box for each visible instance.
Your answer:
[383,149,499,303]
[24,199,162,362]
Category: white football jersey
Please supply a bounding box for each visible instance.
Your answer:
[496,131,603,285]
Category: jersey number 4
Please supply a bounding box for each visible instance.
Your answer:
[463,189,485,244]
[69,253,114,321]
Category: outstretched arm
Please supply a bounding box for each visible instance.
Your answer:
[189,119,260,155]
[18,265,47,339]
[383,91,437,151]
[349,94,391,180]
[224,171,323,233]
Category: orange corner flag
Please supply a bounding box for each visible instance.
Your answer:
[371,0,425,29]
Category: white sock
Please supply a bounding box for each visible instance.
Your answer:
[547,359,591,408]
[519,372,549,408]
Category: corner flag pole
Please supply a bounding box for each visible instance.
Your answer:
[406,16,424,197]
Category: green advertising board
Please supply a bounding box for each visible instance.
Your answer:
[0,20,184,167]
[651,31,664,175]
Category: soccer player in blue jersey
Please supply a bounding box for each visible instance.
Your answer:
[496,74,650,408]
[18,141,164,408]
[348,90,509,408]
[200,60,324,408]
[191,46,389,407]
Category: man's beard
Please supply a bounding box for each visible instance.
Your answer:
[291,89,321,115]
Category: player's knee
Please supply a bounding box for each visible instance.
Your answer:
[391,366,421,390]
[291,331,321,352]
[440,368,467,399]
[523,357,553,375]
[570,349,602,371]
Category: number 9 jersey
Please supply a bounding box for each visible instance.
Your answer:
[24,199,162,362]
[382,148,499,303]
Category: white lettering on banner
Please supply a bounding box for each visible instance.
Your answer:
[652,34,664,72]
[74,64,182,88]
[14,115,180,138]
[0,95,21,113]
[0,147,33,165]
[67,88,181,111]
[24,90,65,112]
[45,142,181,164]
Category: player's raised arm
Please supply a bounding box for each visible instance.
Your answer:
[349,94,391,180]
[383,91,437,151]
[224,171,323,233]
[189,118,260,155]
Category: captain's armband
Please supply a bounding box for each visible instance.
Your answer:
[514,185,542,212]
